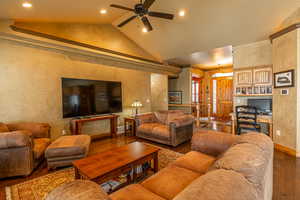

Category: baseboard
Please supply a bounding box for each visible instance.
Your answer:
[274,143,297,157]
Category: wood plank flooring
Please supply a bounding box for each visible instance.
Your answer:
[0,123,299,200]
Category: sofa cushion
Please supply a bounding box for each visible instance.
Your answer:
[138,124,170,140]
[168,115,194,127]
[137,123,160,133]
[33,138,51,159]
[46,180,111,200]
[191,131,237,157]
[110,184,166,200]
[141,165,200,200]
[213,143,267,185]
[0,123,9,133]
[166,110,185,123]
[173,169,258,200]
[45,135,91,158]
[154,110,185,125]
[171,151,216,174]
[152,125,170,139]
[7,123,50,138]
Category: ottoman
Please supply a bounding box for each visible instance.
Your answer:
[45,135,91,170]
[46,180,110,200]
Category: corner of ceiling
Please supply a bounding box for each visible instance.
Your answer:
[111,13,163,62]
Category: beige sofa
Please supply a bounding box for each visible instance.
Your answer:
[46,131,273,200]
[0,122,51,178]
[135,110,194,147]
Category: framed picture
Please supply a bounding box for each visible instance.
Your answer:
[168,91,182,104]
[236,87,241,95]
[254,87,260,94]
[260,86,266,94]
[241,87,247,94]
[247,87,252,95]
[267,86,273,94]
[274,70,294,88]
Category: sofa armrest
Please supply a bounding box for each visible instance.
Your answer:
[191,131,238,157]
[7,122,51,138]
[169,115,194,128]
[135,113,157,127]
[0,131,32,149]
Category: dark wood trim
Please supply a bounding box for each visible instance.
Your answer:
[275,143,297,157]
[10,25,162,65]
[269,23,300,42]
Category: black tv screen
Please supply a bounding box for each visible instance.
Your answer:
[62,78,122,118]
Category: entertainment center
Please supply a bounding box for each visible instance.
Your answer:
[62,77,123,139]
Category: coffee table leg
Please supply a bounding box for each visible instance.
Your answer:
[74,167,81,179]
[153,152,159,172]
[126,172,132,184]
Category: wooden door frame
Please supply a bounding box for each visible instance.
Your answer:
[191,77,203,104]
[210,77,233,119]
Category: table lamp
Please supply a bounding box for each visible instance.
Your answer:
[132,100,143,115]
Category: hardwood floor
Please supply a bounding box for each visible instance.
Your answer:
[0,124,299,200]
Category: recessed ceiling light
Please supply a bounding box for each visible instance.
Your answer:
[100,9,107,15]
[142,27,148,33]
[179,10,186,17]
[22,2,32,8]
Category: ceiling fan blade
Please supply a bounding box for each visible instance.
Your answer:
[143,0,155,9]
[141,16,153,31]
[148,11,174,20]
[110,4,134,11]
[118,15,137,27]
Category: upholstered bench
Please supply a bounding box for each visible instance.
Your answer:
[45,135,91,170]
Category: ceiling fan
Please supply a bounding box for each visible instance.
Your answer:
[110,0,174,32]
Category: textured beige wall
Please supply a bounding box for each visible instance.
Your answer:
[233,40,272,69]
[168,68,192,104]
[0,38,156,139]
[14,22,157,61]
[272,29,298,152]
[151,74,168,111]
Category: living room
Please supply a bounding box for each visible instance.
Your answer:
[0,1,299,200]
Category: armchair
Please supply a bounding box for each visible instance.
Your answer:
[0,122,51,178]
[135,110,194,147]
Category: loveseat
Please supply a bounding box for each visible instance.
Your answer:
[0,122,51,178]
[135,110,194,147]
[46,131,273,200]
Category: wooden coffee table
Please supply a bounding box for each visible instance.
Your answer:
[73,142,160,187]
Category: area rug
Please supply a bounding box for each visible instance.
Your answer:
[5,146,183,200]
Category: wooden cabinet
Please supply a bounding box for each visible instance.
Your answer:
[253,67,272,85]
[235,70,252,86]
[234,66,273,96]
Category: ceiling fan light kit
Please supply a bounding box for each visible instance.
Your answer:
[111,0,174,32]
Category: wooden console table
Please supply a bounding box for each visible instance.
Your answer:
[70,115,119,138]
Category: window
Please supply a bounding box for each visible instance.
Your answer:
[192,78,200,103]
[212,72,233,78]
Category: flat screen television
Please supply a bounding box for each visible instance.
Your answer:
[62,78,122,118]
[247,99,272,114]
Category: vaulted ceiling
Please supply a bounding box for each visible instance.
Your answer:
[0,0,299,65]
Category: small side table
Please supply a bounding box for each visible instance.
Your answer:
[124,117,136,136]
